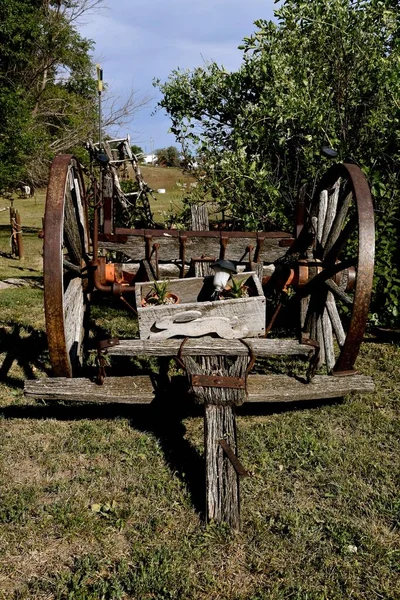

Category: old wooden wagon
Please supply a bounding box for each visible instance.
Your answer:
[25,138,375,528]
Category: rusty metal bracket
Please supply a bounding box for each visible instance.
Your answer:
[332,369,358,377]
[301,336,320,382]
[191,374,246,389]
[151,243,160,279]
[176,337,256,395]
[218,439,251,477]
[144,233,152,262]
[96,338,120,384]
[220,234,229,259]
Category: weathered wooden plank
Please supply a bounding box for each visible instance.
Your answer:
[24,376,155,403]
[136,274,266,340]
[246,374,374,402]
[24,374,374,403]
[106,338,315,358]
[98,232,289,264]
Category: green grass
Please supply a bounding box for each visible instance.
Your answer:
[0,188,399,599]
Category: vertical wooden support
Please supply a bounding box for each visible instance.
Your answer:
[10,207,18,257]
[188,205,247,529]
[183,354,248,530]
[15,210,24,259]
[205,404,239,527]
[102,172,113,235]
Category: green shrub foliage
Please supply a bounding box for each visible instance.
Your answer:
[157,0,400,325]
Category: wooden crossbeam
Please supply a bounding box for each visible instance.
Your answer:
[24,374,374,404]
[106,338,315,358]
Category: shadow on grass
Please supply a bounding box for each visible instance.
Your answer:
[0,322,51,387]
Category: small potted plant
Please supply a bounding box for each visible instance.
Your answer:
[142,279,180,306]
[222,276,249,299]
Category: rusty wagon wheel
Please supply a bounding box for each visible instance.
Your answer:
[44,155,90,377]
[297,163,375,374]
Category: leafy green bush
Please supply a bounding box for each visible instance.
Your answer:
[157,0,400,325]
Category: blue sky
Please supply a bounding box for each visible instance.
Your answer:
[78,0,279,153]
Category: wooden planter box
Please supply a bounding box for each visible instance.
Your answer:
[135,273,265,340]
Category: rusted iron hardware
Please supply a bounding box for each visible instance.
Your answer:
[191,374,246,389]
[218,439,251,477]
[96,338,120,384]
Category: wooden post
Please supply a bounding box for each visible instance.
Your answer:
[189,205,247,529]
[10,207,18,257]
[15,210,24,259]
[183,353,248,529]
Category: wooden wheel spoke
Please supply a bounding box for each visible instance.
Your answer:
[324,214,357,264]
[321,179,340,248]
[325,278,353,306]
[316,315,325,368]
[323,191,352,260]
[322,307,335,373]
[326,292,346,347]
[317,190,328,243]
[64,176,84,265]
[64,277,85,365]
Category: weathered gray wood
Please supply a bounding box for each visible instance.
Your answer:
[321,179,340,248]
[183,351,248,529]
[190,204,241,528]
[106,337,315,358]
[326,292,346,346]
[300,296,310,329]
[151,315,251,340]
[325,278,353,306]
[64,276,85,364]
[136,275,266,340]
[183,355,249,406]
[205,404,240,528]
[24,376,155,403]
[246,374,374,401]
[322,307,335,373]
[323,191,352,259]
[98,232,290,264]
[191,204,214,277]
[24,374,375,403]
[317,190,328,243]
[316,315,325,368]
[191,205,209,231]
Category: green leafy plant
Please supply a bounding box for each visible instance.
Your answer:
[144,280,178,305]
[223,277,249,299]
[156,0,400,325]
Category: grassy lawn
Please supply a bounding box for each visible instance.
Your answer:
[140,165,195,224]
[0,189,399,599]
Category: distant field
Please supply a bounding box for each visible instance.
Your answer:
[140,165,196,223]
